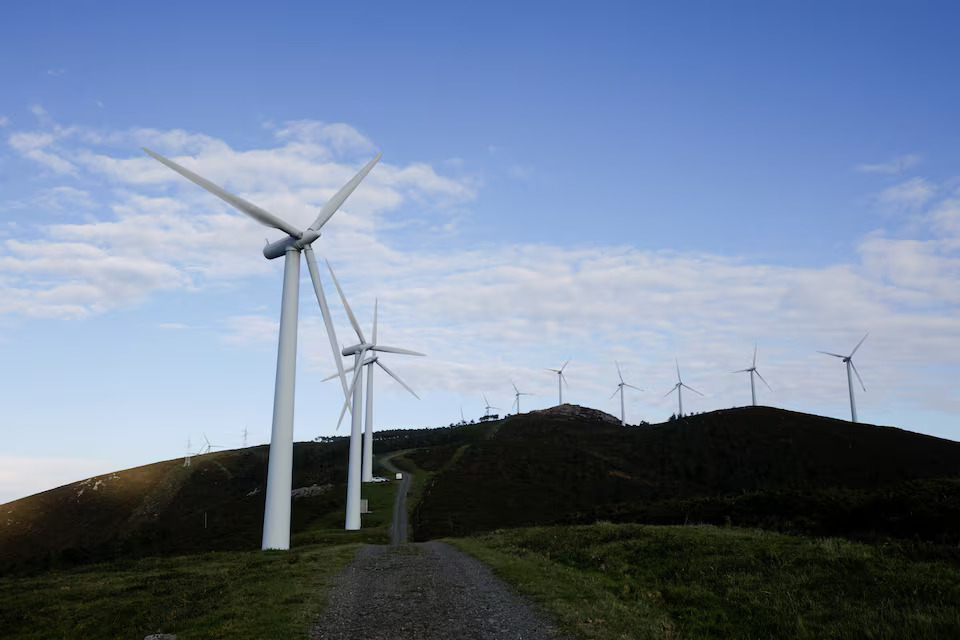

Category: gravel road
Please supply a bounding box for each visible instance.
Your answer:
[309,541,572,639]
[379,454,411,545]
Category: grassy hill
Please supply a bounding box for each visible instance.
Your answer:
[0,421,494,574]
[408,405,960,544]
[4,405,958,574]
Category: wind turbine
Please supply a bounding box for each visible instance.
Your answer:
[145,148,378,550]
[664,358,703,417]
[545,359,570,405]
[483,393,500,418]
[325,287,423,486]
[818,333,869,423]
[732,343,772,406]
[201,433,224,454]
[510,383,532,414]
[610,361,643,426]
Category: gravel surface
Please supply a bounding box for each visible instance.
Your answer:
[379,455,411,545]
[309,541,572,640]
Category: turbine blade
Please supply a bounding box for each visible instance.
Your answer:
[372,298,378,345]
[511,397,519,412]
[752,342,758,368]
[850,360,866,392]
[304,247,349,402]
[609,387,620,400]
[560,359,570,372]
[372,345,425,357]
[675,357,682,382]
[321,363,356,383]
[308,154,382,232]
[624,384,643,391]
[755,369,773,391]
[616,360,624,383]
[335,361,364,431]
[682,383,704,396]
[325,259,365,343]
[512,383,519,394]
[143,148,303,238]
[850,332,869,357]
[376,359,419,399]
[817,351,846,359]
[732,368,751,373]
[483,393,490,406]
[663,385,678,398]
[561,371,569,386]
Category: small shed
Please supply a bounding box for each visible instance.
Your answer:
[395,472,403,480]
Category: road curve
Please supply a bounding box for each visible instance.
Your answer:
[379,453,412,545]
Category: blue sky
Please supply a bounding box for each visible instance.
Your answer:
[2,1,959,503]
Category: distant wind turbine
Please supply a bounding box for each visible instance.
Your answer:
[818,333,869,423]
[732,343,772,406]
[510,383,532,414]
[325,269,423,528]
[545,359,570,405]
[201,433,223,454]
[610,361,642,426]
[483,393,500,418]
[664,358,703,417]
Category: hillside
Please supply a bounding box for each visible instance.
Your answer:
[409,405,960,543]
[4,405,958,573]
[0,421,493,574]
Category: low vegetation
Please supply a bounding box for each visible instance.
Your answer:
[0,543,359,640]
[452,522,960,640]
[413,406,960,545]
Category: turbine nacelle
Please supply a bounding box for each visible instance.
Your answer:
[342,343,370,357]
[263,236,301,260]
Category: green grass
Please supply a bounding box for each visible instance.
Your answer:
[0,543,360,640]
[2,471,409,639]
[450,522,960,640]
[292,480,395,547]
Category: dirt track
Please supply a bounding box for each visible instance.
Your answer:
[310,454,569,639]
[309,542,570,640]
[379,454,411,545]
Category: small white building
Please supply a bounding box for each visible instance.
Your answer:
[395,472,403,480]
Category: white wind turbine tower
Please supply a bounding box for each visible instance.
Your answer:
[610,361,643,426]
[545,360,570,405]
[325,268,422,528]
[732,343,772,407]
[483,393,500,418]
[145,148,377,550]
[818,333,869,423]
[663,358,703,417]
[510,383,532,414]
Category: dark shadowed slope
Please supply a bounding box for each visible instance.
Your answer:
[411,405,960,543]
[0,442,351,573]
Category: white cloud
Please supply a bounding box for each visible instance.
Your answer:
[45,68,66,77]
[158,322,201,330]
[856,154,921,174]
[873,177,936,213]
[2,116,959,426]
[0,115,9,127]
